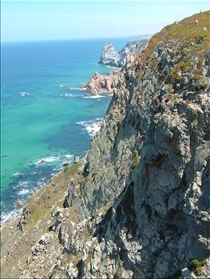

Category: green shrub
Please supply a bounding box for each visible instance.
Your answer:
[132,151,140,169]
[195,83,208,91]
[190,259,207,273]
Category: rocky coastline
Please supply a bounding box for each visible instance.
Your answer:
[80,39,149,96]
[80,39,148,96]
[1,11,210,279]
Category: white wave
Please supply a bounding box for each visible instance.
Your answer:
[76,119,102,137]
[18,181,27,187]
[83,95,106,99]
[35,156,59,165]
[95,117,103,121]
[13,181,28,189]
[45,156,60,162]
[17,189,32,196]
[61,93,73,97]
[13,172,22,177]
[19,92,30,96]
[76,121,86,126]
[59,84,87,91]
[64,154,73,159]
[0,208,22,224]
[86,123,101,136]
[104,65,119,69]
[36,181,45,188]
[69,87,87,91]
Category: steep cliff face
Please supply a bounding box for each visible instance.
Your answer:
[1,11,210,279]
[63,11,210,278]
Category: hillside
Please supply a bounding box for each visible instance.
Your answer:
[1,11,210,279]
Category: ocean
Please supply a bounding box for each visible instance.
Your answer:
[1,36,145,222]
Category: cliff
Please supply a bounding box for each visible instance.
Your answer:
[1,11,210,279]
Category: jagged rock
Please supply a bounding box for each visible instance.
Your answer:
[80,69,121,95]
[99,39,148,67]
[99,43,120,67]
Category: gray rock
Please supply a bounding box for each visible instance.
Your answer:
[99,43,120,67]
[15,199,23,207]
[74,156,80,164]
[99,39,148,67]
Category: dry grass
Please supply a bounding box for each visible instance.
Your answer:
[138,10,210,68]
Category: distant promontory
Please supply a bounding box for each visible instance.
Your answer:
[98,39,148,67]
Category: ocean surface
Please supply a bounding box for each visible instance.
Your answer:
[1,36,145,222]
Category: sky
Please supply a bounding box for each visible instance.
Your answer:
[1,0,209,42]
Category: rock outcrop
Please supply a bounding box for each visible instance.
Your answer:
[99,39,148,67]
[1,11,210,279]
[99,43,121,67]
[80,69,121,95]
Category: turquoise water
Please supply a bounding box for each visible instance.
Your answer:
[1,36,144,222]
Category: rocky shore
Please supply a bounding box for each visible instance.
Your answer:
[1,11,210,279]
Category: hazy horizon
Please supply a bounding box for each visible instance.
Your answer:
[1,1,209,43]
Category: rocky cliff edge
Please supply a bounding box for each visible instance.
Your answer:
[1,11,210,279]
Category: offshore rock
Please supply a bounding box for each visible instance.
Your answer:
[15,199,23,207]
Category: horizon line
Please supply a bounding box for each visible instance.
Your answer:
[1,34,153,44]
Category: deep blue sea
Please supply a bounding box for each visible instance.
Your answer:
[1,36,145,222]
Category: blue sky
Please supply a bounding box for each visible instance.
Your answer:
[1,1,209,42]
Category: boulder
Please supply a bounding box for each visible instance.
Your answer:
[15,199,23,207]
[62,161,71,167]
[74,156,80,164]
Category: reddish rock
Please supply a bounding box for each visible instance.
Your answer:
[80,69,121,95]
